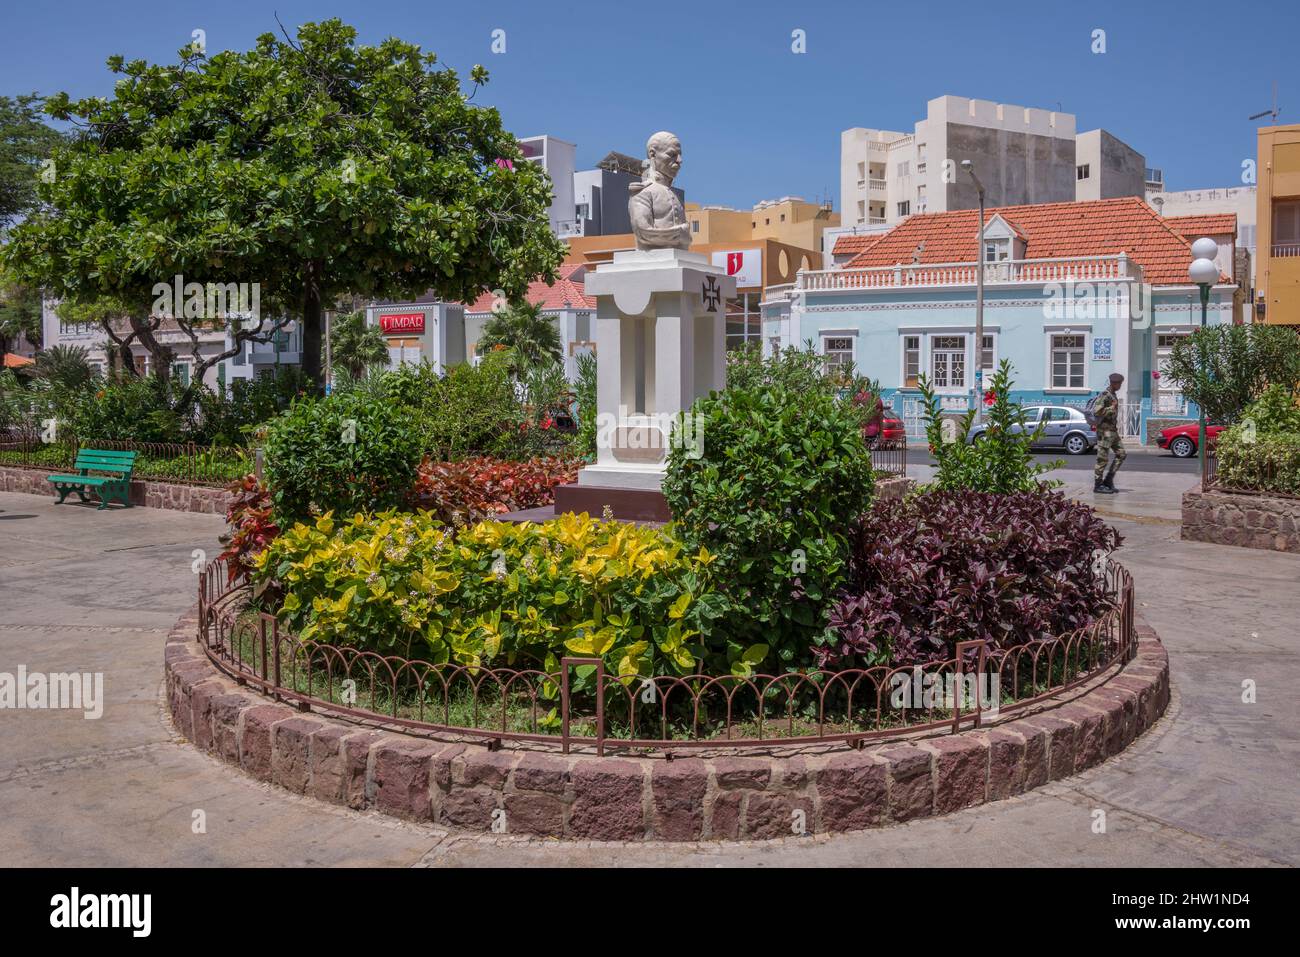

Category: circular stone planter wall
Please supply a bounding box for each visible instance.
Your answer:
[164,605,1170,841]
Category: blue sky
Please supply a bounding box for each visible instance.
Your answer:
[1,0,1294,209]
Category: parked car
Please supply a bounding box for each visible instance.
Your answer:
[1158,422,1224,458]
[966,405,1096,455]
[877,414,906,443]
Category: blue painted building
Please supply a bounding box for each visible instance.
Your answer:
[762,198,1240,441]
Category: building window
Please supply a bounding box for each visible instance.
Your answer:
[691,220,700,233]
[171,362,191,386]
[725,292,763,352]
[1050,334,1085,389]
[931,334,966,389]
[1077,164,1091,180]
[897,201,910,217]
[903,335,921,388]
[1274,200,1300,249]
[780,213,786,222]
[822,335,854,372]
[897,161,910,178]
[980,334,995,373]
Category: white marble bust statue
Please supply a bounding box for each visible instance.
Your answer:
[629,131,691,250]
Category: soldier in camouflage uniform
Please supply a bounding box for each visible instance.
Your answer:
[1093,372,1126,494]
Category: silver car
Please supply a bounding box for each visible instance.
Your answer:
[967,405,1096,455]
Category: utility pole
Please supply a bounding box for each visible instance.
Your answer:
[962,160,986,422]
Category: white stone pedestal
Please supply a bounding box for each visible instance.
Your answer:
[578,249,734,493]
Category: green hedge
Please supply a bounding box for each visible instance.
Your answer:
[1215,431,1300,497]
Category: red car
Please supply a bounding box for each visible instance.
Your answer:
[1158,422,1224,458]
[865,414,906,445]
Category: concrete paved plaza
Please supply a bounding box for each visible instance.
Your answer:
[0,475,1296,867]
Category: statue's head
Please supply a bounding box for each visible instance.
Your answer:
[646,131,682,181]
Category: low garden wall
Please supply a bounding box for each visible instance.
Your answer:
[1181,483,1300,553]
[165,604,1170,841]
[0,465,233,513]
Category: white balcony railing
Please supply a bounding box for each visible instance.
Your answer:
[1271,243,1300,258]
[868,178,887,191]
[799,254,1141,291]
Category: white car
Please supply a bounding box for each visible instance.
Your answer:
[967,405,1097,455]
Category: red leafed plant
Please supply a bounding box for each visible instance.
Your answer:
[218,474,280,584]
[409,456,580,525]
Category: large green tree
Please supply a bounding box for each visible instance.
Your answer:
[0,93,64,229]
[0,19,565,384]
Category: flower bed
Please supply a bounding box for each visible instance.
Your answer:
[409,455,580,524]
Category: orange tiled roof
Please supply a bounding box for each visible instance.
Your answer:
[465,264,595,313]
[843,196,1209,286]
[832,233,885,256]
[1164,213,1237,239]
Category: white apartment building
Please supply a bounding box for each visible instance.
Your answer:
[518,135,577,237]
[1148,186,1257,281]
[838,96,1147,248]
[40,298,301,390]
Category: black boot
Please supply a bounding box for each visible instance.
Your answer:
[1094,478,1115,494]
[1102,468,1117,491]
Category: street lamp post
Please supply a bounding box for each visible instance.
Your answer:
[1188,238,1220,476]
[962,160,986,421]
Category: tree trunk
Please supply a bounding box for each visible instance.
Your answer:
[301,262,323,387]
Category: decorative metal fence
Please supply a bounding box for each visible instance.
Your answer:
[197,557,1135,756]
[869,438,907,477]
[0,432,248,487]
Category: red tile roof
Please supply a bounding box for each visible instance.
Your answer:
[843,197,1209,286]
[1164,213,1237,239]
[832,233,885,256]
[465,264,595,313]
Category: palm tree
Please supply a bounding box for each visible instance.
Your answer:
[479,301,562,369]
[32,344,95,391]
[329,310,389,381]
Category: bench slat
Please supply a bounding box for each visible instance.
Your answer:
[48,475,110,485]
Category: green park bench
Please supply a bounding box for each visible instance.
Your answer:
[47,448,137,509]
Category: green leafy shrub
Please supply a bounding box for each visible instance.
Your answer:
[263,390,421,525]
[1238,383,1300,436]
[920,360,1059,493]
[574,351,598,460]
[1212,384,1300,496]
[196,367,313,445]
[66,373,187,443]
[662,379,874,669]
[1215,431,1300,496]
[256,510,731,679]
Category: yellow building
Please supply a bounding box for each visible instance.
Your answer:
[684,197,840,253]
[1256,124,1300,325]
[683,203,751,245]
[751,197,840,251]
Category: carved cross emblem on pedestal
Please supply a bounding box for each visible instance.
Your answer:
[702,275,721,312]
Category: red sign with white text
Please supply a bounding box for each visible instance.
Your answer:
[379,312,426,335]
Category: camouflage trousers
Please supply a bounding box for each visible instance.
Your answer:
[1094,428,1127,480]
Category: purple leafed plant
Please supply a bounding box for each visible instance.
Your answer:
[816,490,1122,668]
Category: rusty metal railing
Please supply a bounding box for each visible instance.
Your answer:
[869,438,907,478]
[196,557,1135,756]
[0,433,248,487]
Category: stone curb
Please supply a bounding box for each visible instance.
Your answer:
[1181,484,1300,553]
[165,607,1170,841]
[0,465,232,514]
